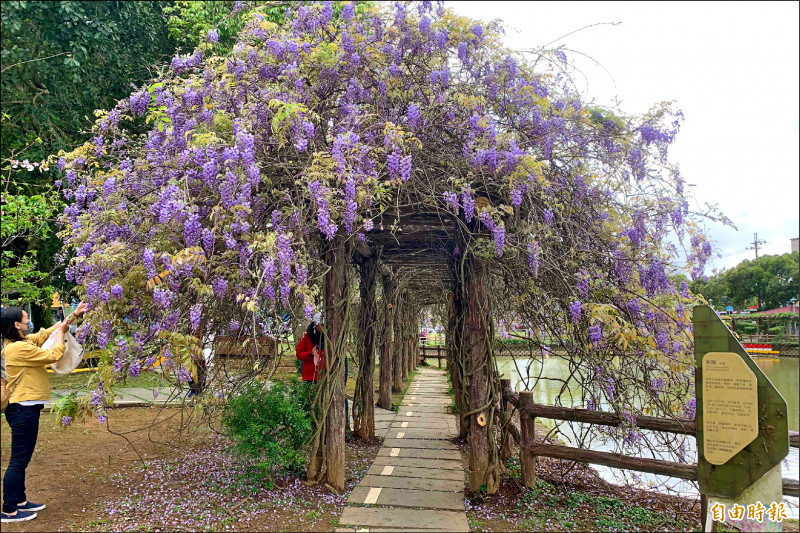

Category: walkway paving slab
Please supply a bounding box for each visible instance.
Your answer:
[358,474,463,492]
[366,464,463,480]
[340,508,469,532]
[402,400,452,406]
[334,526,454,533]
[123,387,161,401]
[348,486,465,510]
[395,411,455,418]
[385,429,455,440]
[372,456,463,470]
[402,396,451,402]
[377,447,462,460]
[383,438,456,449]
[390,419,450,428]
[338,369,467,533]
[393,413,453,421]
[397,405,451,413]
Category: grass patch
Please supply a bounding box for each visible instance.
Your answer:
[50,369,165,391]
[510,476,692,532]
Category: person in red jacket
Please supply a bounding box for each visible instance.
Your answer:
[296,320,325,382]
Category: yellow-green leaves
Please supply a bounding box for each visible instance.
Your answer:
[268,99,311,148]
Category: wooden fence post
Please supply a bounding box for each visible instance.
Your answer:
[519,391,536,488]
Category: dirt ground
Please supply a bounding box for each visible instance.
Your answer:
[1,406,380,532]
[1,407,191,532]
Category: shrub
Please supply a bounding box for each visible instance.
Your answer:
[222,377,313,480]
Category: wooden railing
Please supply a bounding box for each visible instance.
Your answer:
[419,345,446,367]
[739,333,799,345]
[500,382,799,498]
[418,343,561,366]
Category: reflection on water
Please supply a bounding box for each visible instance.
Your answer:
[753,357,799,432]
[496,355,799,516]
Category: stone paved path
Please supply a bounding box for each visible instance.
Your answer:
[337,368,468,532]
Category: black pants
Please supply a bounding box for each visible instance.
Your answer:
[2,403,43,513]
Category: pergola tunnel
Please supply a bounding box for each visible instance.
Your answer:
[309,219,507,495]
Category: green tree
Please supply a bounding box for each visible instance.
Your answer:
[688,270,731,307]
[1,1,174,164]
[692,252,799,311]
[726,253,799,310]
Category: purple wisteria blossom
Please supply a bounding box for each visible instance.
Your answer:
[190,304,202,331]
[568,300,582,323]
[443,191,459,212]
[589,324,602,349]
[461,187,474,222]
[527,241,540,277]
[110,284,123,299]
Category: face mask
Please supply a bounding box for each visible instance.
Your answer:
[27,321,34,331]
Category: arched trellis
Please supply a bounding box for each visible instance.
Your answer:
[332,208,504,494]
[56,0,718,499]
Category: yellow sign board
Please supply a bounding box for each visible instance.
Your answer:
[702,352,759,465]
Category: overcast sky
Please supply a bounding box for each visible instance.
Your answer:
[450,1,800,274]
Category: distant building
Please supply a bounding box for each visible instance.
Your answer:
[792,237,799,253]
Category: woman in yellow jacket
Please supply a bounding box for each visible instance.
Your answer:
[1,302,86,523]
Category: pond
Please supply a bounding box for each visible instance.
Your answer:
[496,355,799,517]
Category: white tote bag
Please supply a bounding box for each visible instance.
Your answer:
[43,331,85,374]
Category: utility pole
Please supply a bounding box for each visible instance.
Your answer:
[745,233,767,309]
[746,232,766,260]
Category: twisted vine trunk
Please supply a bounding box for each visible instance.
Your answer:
[407,307,418,375]
[378,270,394,409]
[456,246,500,494]
[392,289,403,393]
[400,293,409,382]
[464,254,491,492]
[307,235,349,492]
[448,274,467,439]
[353,248,378,439]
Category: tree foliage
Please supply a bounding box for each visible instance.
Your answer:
[1,1,174,164]
[0,173,63,305]
[691,252,799,310]
[164,1,294,56]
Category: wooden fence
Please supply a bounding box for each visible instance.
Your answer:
[499,382,800,501]
[419,344,447,367]
[419,344,556,366]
